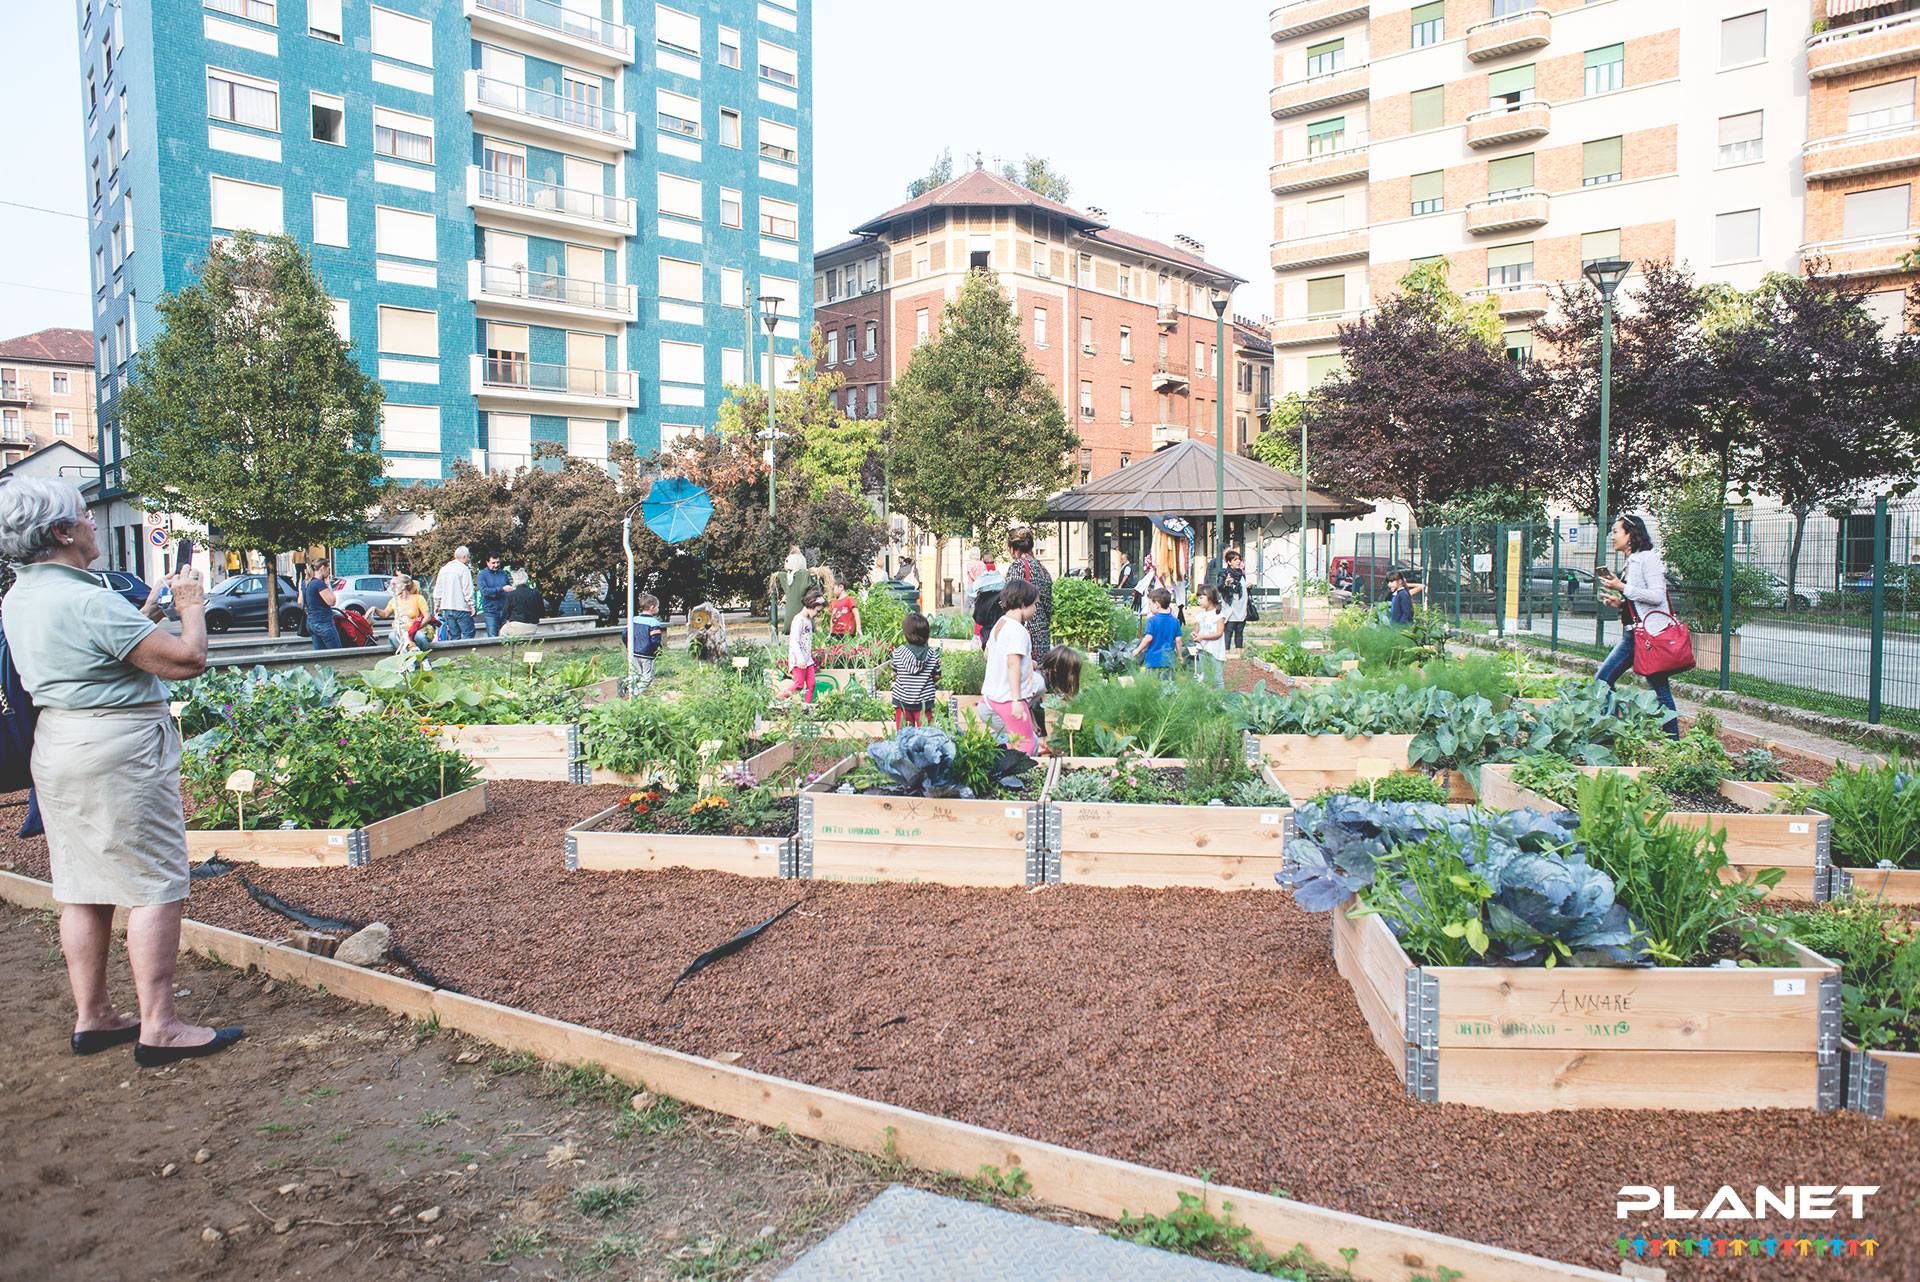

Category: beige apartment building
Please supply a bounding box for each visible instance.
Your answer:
[0,327,98,469]
[1268,0,1918,397]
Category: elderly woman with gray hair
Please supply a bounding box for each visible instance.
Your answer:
[0,478,241,1065]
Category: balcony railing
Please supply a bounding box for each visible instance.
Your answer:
[1270,229,1369,270]
[1465,189,1551,234]
[476,355,636,402]
[471,263,636,315]
[1465,8,1551,61]
[0,381,31,405]
[1800,228,1920,277]
[1270,133,1370,193]
[469,166,637,230]
[1466,99,1551,148]
[1466,282,1550,317]
[1269,308,1367,346]
[1807,10,1920,78]
[1270,0,1368,41]
[1802,119,1920,181]
[469,72,634,144]
[1269,62,1370,118]
[472,0,630,53]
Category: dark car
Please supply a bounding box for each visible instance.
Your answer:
[88,569,152,610]
[1525,566,1599,613]
[162,573,305,634]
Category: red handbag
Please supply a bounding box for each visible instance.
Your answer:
[1631,601,1696,678]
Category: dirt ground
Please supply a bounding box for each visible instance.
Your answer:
[0,901,946,1282]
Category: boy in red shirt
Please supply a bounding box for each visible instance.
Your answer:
[827,585,861,639]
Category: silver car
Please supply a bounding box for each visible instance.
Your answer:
[331,574,394,616]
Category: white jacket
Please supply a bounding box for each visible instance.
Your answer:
[1621,550,1673,637]
[434,560,475,614]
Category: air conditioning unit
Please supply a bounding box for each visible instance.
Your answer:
[1035,263,1051,279]
[1081,342,1098,355]
[862,280,878,294]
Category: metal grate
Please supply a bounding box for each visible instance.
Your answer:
[794,794,815,878]
[1404,968,1440,1103]
[346,829,370,868]
[563,832,579,871]
[1817,972,1845,1112]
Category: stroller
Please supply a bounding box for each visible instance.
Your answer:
[686,601,728,661]
[332,608,376,648]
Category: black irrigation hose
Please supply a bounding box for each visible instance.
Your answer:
[663,899,804,1000]
[232,873,460,993]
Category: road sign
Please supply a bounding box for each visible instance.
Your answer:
[148,527,170,549]
[144,511,165,528]
[1565,525,1580,542]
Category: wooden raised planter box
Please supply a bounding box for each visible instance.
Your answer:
[186,785,490,869]
[437,722,581,783]
[1332,904,1841,1112]
[800,777,1044,887]
[1044,757,1292,890]
[1845,1040,1920,1121]
[1478,765,1831,900]
[1829,861,1920,906]
[1248,732,1415,797]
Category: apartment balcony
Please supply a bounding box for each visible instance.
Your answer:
[1270,63,1370,119]
[1465,8,1551,62]
[1151,422,1189,449]
[1270,229,1369,271]
[467,262,638,322]
[464,0,634,66]
[1466,99,1551,148]
[470,354,639,408]
[1152,359,1191,391]
[1156,302,1181,328]
[1269,309,1366,347]
[0,380,31,406]
[466,166,637,237]
[1270,135,1370,194]
[1807,10,1920,79]
[464,70,635,153]
[1466,281,1550,318]
[1465,189,1551,235]
[1802,121,1920,181]
[0,426,34,447]
[1270,0,1368,42]
[1800,229,1920,278]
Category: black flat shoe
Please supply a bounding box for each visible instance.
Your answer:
[133,1027,244,1067]
[71,1024,140,1056]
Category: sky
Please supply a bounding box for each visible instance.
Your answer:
[0,0,1276,338]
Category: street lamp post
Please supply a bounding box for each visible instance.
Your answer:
[1299,397,1308,628]
[1211,291,1229,580]
[759,295,783,520]
[1581,258,1631,648]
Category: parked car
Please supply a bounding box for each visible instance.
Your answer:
[87,569,152,610]
[1524,566,1599,613]
[1759,569,1814,610]
[558,590,610,623]
[331,574,394,616]
[162,573,304,634]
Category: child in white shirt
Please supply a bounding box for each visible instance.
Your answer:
[1189,585,1227,688]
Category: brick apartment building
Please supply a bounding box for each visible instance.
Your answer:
[813,167,1254,487]
[0,328,99,469]
[1267,0,1917,399]
[1232,317,1277,454]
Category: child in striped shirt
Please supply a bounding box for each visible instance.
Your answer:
[887,612,942,727]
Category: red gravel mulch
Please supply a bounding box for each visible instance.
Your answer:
[3,781,1914,1279]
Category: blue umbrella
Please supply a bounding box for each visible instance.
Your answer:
[642,476,713,545]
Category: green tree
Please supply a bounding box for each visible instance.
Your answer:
[888,271,1077,548]
[907,148,954,198]
[1650,462,1771,633]
[1248,394,1307,472]
[1000,154,1072,203]
[715,325,880,499]
[121,232,385,636]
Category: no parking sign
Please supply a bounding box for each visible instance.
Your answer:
[148,527,169,550]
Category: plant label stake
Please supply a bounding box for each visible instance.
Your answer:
[226,768,257,831]
[169,699,186,738]
[1356,756,1393,800]
[1062,713,1084,757]
[1302,639,1324,652]
[1117,675,1134,688]
[524,650,544,666]
[1341,659,1361,673]
[732,656,750,671]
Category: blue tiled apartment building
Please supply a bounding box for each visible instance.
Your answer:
[77,0,810,573]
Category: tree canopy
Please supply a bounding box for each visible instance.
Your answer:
[1000,154,1072,203]
[907,149,954,198]
[887,270,1077,544]
[714,325,879,500]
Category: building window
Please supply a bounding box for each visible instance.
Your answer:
[369,6,433,66]
[659,256,702,303]
[1306,116,1346,155]
[311,91,345,145]
[372,107,432,163]
[1410,170,1443,215]
[1844,184,1912,239]
[759,40,798,87]
[657,89,701,138]
[1305,37,1343,78]
[1194,340,1206,371]
[1582,136,1622,186]
[206,0,277,24]
[1488,64,1535,109]
[206,68,279,131]
[1033,306,1048,347]
[759,197,798,240]
[1488,153,1535,197]
[1078,252,1094,286]
[1410,0,1443,47]
[52,372,70,395]
[1080,315,1094,353]
[718,26,740,68]
[1504,329,1534,366]
[1119,453,1131,468]
[1410,85,1443,133]
[1849,79,1916,133]
[865,384,877,416]
[1717,112,1763,166]
[1713,209,1761,263]
[1032,239,1049,277]
[1119,326,1132,360]
[1079,380,1094,418]
[1584,43,1624,96]
[719,187,742,228]
[916,308,930,345]
[656,4,700,58]
[759,119,799,164]
[313,193,349,246]
[825,329,839,365]
[658,173,702,221]
[1580,228,1621,269]
[865,323,877,358]
[54,411,74,437]
[1119,385,1132,422]
[1720,11,1766,68]
[309,0,341,41]
[719,107,740,147]
[1486,242,1533,286]
[1119,267,1131,297]
[1305,354,1344,386]
[1491,0,1534,14]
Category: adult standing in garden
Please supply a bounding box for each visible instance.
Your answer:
[1595,514,1682,739]
[476,553,511,638]
[1112,549,1137,602]
[1007,525,1053,654]
[500,569,544,638]
[1219,548,1249,651]
[433,545,477,641]
[0,477,242,1065]
[778,546,811,635]
[301,560,341,651]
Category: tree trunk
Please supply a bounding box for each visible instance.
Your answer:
[1786,508,1808,617]
[264,552,281,638]
[932,536,947,609]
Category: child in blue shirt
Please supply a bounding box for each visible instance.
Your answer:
[1132,587,1182,675]
[629,592,667,691]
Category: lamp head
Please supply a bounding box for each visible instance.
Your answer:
[1582,258,1631,300]
[1210,288,1229,318]
[758,294,782,332]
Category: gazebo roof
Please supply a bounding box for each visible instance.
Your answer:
[1041,440,1371,522]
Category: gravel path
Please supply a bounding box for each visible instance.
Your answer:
[4,780,1914,1279]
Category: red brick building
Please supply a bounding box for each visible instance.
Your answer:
[813,168,1247,485]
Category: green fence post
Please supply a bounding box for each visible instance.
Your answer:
[1551,518,1561,652]
[1719,508,1734,692]
[1453,527,1462,624]
[1494,524,1505,638]
[1870,494,1888,725]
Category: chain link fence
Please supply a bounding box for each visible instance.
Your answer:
[1343,499,1920,730]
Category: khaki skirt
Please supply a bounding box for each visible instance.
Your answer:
[33,703,190,907]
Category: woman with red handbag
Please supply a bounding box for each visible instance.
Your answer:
[1595,514,1686,738]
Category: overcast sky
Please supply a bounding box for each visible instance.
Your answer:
[0,0,1275,338]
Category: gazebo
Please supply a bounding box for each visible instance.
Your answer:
[1040,440,1371,587]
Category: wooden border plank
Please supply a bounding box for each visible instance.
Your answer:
[0,870,1615,1282]
[186,826,355,868]
[1836,865,1920,906]
[437,724,575,783]
[1437,1048,1819,1112]
[362,785,491,861]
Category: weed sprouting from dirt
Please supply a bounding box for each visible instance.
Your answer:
[416,1108,456,1129]
[575,1232,645,1271]
[612,1092,684,1140]
[665,1233,779,1280]
[574,1179,645,1219]
[1112,1191,1334,1279]
[255,1121,301,1138]
[543,1063,630,1109]
[489,1051,538,1077]
[410,1013,441,1043]
[328,1129,350,1144]
[485,1225,548,1263]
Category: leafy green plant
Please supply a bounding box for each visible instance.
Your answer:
[1050,768,1116,802]
[1181,720,1250,804]
[1050,576,1116,651]
[1354,830,1497,966]
[1316,772,1450,805]
[1786,760,1920,870]
[800,681,892,723]
[1108,603,1141,644]
[1642,727,1731,799]
[172,664,345,738]
[1112,1192,1320,1279]
[930,611,975,640]
[1509,753,1585,808]
[1060,673,1230,758]
[1729,747,1786,782]
[953,714,1014,797]
[1231,777,1293,808]
[939,648,986,695]
[1258,629,1343,677]
[344,653,586,725]
[855,585,907,648]
[583,697,699,782]
[1772,901,1920,1051]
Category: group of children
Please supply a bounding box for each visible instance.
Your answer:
[1132,584,1229,686]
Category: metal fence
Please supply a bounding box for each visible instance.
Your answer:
[1345,498,1920,729]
